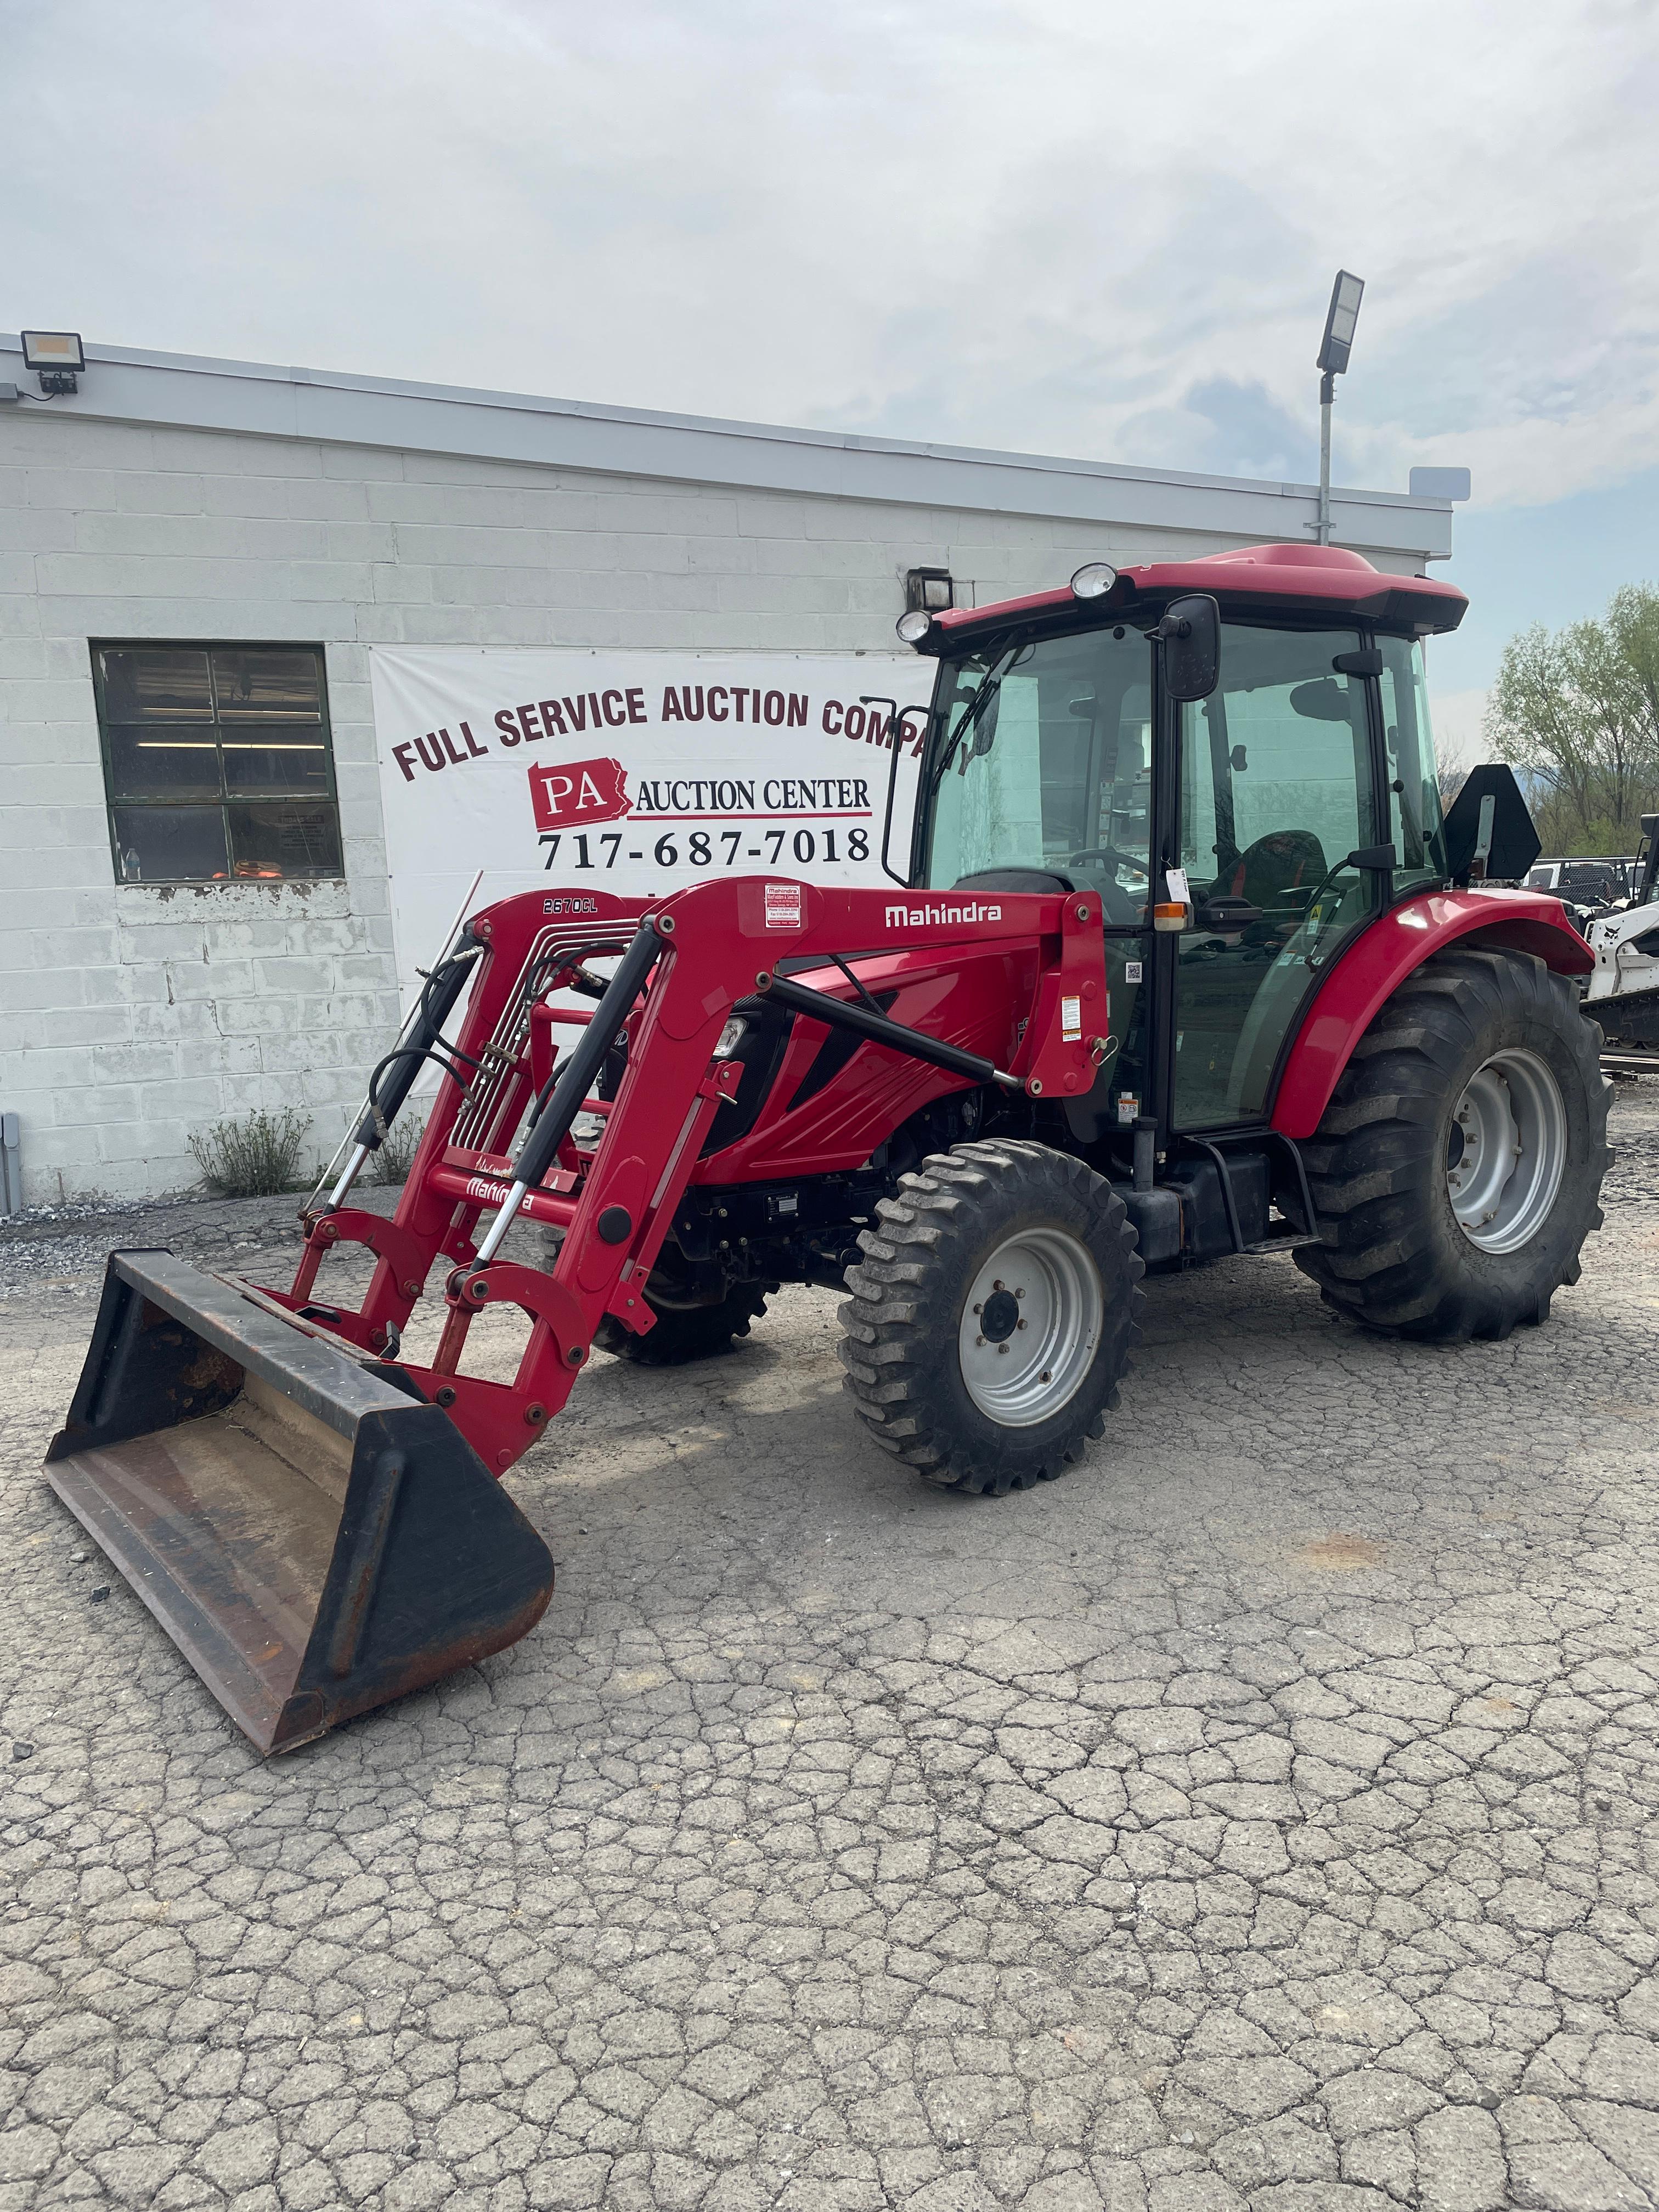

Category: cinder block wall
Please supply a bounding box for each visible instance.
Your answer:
[0,408,1415,1203]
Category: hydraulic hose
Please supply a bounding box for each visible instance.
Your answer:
[473,918,665,1265]
[351,947,481,1150]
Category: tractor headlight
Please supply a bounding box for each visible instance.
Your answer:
[714,1015,748,1058]
[1070,561,1118,600]
[895,609,933,645]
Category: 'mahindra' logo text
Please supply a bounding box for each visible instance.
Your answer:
[885,901,1003,927]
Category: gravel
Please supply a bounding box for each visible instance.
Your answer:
[2,1085,1656,2210]
[0,1186,386,1298]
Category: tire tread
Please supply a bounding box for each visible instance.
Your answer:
[1293,948,1611,1340]
[837,1138,1144,1496]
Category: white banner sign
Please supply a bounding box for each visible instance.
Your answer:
[369,648,932,992]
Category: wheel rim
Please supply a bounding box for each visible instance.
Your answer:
[957,1227,1104,1426]
[1445,1048,1566,1254]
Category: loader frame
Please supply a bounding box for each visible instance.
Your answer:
[262,878,1113,1477]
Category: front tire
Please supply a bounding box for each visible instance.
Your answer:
[1295,948,1612,1340]
[838,1139,1144,1496]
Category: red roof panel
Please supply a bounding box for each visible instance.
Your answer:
[928,543,1467,648]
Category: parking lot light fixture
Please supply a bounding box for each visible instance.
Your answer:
[1313,272,1363,546]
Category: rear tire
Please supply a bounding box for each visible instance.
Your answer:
[838,1139,1144,1496]
[1294,947,1612,1341]
[594,1279,774,1366]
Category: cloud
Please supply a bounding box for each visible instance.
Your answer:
[1132,380,1316,485]
[2,0,1656,511]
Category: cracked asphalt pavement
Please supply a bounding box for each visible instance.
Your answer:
[3,1087,1658,2211]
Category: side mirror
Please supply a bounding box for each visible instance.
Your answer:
[1159,594,1221,702]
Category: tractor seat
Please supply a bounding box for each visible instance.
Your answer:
[1216,830,1327,909]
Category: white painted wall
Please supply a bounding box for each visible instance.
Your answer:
[0,404,1429,1203]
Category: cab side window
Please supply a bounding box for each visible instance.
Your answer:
[1379,635,1450,891]
[1175,625,1380,1127]
[1181,627,1374,905]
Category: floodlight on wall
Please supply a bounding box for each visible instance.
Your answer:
[905,566,955,616]
[1312,273,1363,546]
[20,330,85,397]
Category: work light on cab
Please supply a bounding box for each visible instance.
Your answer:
[1070,562,1118,599]
[895,609,933,645]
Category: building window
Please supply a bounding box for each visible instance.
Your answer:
[92,643,343,883]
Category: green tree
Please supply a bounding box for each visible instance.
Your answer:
[1608,584,1659,747]
[1485,585,1659,851]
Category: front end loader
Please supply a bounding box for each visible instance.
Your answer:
[49,543,1611,1751]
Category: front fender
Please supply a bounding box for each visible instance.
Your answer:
[1271,890,1593,1140]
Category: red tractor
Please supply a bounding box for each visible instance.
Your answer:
[48,545,1610,1752]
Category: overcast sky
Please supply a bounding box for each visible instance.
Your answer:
[6,0,1657,754]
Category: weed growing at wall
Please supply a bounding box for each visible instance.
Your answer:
[189,1109,313,1198]
[369,1114,426,1186]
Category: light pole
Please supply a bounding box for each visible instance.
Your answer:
[1314,270,1364,546]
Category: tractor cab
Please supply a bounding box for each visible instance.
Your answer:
[908,545,1464,1159]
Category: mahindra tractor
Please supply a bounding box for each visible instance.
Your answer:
[47,544,1611,1753]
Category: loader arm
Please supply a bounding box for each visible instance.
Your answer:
[264,876,1111,1476]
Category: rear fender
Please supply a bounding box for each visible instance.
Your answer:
[1271,890,1593,1139]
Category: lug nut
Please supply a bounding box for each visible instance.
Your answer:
[973,1302,983,1316]
[997,1342,1009,1355]
[1017,1318,1027,1329]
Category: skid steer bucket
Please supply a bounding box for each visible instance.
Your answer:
[44,1251,556,1754]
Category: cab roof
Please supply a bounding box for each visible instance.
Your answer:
[921,543,1468,653]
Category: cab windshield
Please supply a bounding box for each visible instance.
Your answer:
[922,625,1153,926]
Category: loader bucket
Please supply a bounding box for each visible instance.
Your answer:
[44,1250,556,1754]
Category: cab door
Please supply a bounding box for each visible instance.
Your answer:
[1172,624,1384,1127]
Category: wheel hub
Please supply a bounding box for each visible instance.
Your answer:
[959,1229,1104,1426]
[1444,1047,1566,1254]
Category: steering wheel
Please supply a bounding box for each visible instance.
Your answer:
[1066,847,1149,927]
